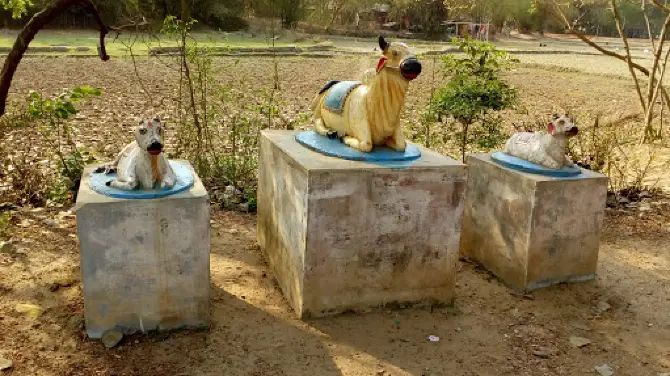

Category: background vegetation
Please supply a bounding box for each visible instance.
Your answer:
[1,0,670,39]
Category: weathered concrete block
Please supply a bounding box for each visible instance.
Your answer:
[75,160,210,338]
[257,130,467,318]
[460,154,608,292]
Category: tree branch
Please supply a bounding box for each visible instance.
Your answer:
[652,0,670,12]
[644,13,670,123]
[567,29,651,75]
[611,0,647,113]
[550,0,652,73]
[643,0,657,52]
[0,0,111,117]
[644,37,670,141]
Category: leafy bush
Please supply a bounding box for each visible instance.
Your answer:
[2,150,52,206]
[27,86,102,202]
[428,37,519,161]
[158,16,277,212]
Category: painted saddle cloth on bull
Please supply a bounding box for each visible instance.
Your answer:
[322,80,362,114]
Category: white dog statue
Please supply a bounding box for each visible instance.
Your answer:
[95,118,176,190]
[503,114,578,169]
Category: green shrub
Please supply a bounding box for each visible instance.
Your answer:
[27,86,102,203]
[429,37,519,161]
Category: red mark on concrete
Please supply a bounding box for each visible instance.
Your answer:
[399,178,417,187]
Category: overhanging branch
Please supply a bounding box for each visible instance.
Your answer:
[0,0,112,117]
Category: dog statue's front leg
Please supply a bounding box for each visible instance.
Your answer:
[160,158,176,189]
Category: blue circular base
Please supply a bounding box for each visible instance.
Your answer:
[491,151,582,178]
[295,130,421,162]
[89,161,195,199]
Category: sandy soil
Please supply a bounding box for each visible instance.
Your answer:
[0,53,669,375]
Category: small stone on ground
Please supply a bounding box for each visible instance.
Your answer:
[0,357,12,371]
[531,346,553,359]
[570,336,592,348]
[595,364,613,376]
[101,330,123,349]
[571,322,591,331]
[0,241,15,254]
[15,303,44,319]
[596,301,612,313]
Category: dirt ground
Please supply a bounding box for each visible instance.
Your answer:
[0,50,669,375]
[1,204,669,376]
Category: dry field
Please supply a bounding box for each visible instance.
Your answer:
[0,53,669,376]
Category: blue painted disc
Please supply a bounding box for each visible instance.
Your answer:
[295,130,421,162]
[491,151,582,178]
[89,161,195,199]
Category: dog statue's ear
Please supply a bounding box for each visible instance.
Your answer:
[552,113,560,120]
[379,36,389,52]
[547,122,556,135]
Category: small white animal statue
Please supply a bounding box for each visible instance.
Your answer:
[503,114,579,169]
[95,118,176,190]
[310,36,422,152]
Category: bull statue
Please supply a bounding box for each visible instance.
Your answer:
[504,114,578,169]
[310,36,422,152]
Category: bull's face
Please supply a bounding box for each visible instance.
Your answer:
[378,36,422,81]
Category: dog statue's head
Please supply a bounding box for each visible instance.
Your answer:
[377,36,422,81]
[134,117,165,155]
[548,114,578,138]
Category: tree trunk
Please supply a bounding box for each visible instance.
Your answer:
[460,121,469,163]
[181,0,190,20]
[0,0,110,117]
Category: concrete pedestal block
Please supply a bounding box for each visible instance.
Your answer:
[460,154,608,292]
[75,160,210,338]
[257,130,467,318]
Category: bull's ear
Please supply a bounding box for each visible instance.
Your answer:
[379,36,389,52]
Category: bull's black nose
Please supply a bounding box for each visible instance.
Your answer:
[400,58,422,75]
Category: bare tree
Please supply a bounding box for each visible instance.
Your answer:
[549,0,670,142]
